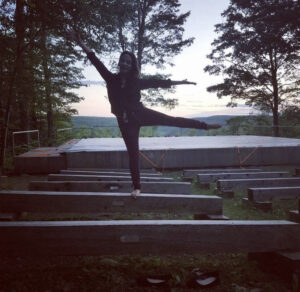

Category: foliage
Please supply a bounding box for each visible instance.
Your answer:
[0,0,127,172]
[204,0,300,136]
[114,0,194,108]
[223,115,272,136]
[0,0,195,173]
[140,73,178,109]
[115,0,194,69]
[279,105,300,137]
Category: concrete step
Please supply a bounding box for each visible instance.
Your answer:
[0,191,222,215]
[67,168,156,173]
[1,220,299,256]
[248,187,300,201]
[183,168,262,179]
[61,170,162,176]
[193,214,229,220]
[29,181,192,194]
[48,174,173,182]
[217,177,300,193]
[198,171,289,184]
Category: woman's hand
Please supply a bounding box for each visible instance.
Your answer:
[66,28,79,42]
[171,79,197,85]
[66,28,92,54]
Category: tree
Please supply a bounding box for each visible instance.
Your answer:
[0,0,122,172]
[115,0,194,108]
[204,0,300,136]
[0,0,28,174]
[224,115,272,136]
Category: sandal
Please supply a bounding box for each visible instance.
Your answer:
[187,271,220,288]
[136,274,171,288]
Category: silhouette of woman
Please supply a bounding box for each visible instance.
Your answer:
[68,30,220,198]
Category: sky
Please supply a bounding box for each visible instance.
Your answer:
[71,0,257,118]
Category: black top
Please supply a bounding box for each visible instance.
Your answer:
[87,52,171,116]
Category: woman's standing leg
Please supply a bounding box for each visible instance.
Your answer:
[118,119,141,194]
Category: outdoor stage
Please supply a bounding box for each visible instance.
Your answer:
[15,136,300,174]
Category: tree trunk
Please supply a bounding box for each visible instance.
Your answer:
[41,25,54,146]
[136,0,147,71]
[272,108,280,137]
[0,0,25,174]
[269,48,280,137]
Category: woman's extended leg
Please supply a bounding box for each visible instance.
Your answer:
[133,107,209,129]
[118,119,141,196]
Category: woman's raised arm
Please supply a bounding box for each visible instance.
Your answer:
[66,29,112,82]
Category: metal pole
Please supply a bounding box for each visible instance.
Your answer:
[12,133,15,157]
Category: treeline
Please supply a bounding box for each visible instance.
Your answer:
[71,115,234,128]
[67,114,300,141]
[0,0,194,173]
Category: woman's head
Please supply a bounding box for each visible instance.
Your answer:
[118,51,139,78]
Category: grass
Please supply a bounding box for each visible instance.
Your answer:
[0,169,298,291]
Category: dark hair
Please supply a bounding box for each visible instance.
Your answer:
[118,51,140,79]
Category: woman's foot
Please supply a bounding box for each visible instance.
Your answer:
[131,189,141,199]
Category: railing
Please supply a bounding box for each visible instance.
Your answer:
[222,125,300,138]
[12,130,40,157]
[12,125,300,156]
[56,125,300,140]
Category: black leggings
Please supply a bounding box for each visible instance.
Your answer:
[117,107,208,190]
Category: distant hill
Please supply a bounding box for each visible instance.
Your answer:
[72,115,239,128]
[72,116,117,127]
[71,115,244,136]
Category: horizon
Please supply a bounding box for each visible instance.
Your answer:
[71,113,265,119]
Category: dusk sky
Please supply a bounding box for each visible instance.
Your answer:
[71,0,257,118]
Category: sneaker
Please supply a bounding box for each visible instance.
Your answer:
[130,189,141,199]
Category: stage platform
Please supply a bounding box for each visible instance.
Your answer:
[15,136,300,174]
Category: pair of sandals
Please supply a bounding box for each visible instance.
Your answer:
[136,271,220,289]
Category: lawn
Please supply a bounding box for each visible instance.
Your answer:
[0,168,298,291]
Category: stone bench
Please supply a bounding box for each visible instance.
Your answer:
[217,177,300,196]
[242,187,300,212]
[48,174,173,182]
[198,171,289,184]
[183,168,262,179]
[1,220,299,256]
[67,168,156,173]
[60,170,162,176]
[29,181,192,194]
[0,190,222,216]
[248,187,300,201]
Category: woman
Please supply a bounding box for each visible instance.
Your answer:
[68,31,221,198]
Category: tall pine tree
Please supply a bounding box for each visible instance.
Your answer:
[114,0,194,108]
[204,0,300,136]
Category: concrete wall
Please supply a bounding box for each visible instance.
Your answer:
[66,146,300,170]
